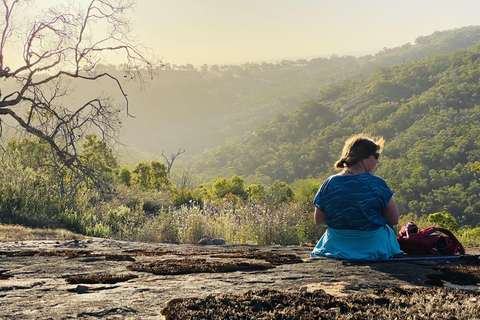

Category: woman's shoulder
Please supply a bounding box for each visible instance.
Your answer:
[322,173,388,186]
[329,172,382,181]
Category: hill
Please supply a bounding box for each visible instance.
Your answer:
[191,40,480,226]
[4,26,480,160]
[114,26,480,157]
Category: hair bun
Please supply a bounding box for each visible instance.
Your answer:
[335,158,346,168]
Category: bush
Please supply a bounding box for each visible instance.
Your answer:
[0,155,65,227]
[457,227,480,248]
[267,180,294,206]
[294,178,320,206]
[427,211,458,230]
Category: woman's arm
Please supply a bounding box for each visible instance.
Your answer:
[383,197,400,225]
[314,207,326,225]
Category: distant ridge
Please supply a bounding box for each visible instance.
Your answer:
[189,26,480,226]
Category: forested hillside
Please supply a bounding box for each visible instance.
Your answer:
[4,25,472,159]
[112,26,480,157]
[192,42,480,226]
[3,26,480,243]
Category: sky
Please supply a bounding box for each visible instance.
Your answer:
[16,0,480,67]
[130,0,480,66]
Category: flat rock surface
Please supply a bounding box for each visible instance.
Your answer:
[0,239,479,319]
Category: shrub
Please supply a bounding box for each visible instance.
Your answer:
[294,179,320,203]
[172,188,195,207]
[0,155,64,227]
[457,227,480,247]
[267,180,294,206]
[119,168,132,186]
[427,211,458,230]
[246,183,267,203]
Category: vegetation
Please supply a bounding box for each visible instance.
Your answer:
[0,224,83,242]
[36,26,480,159]
[1,134,478,246]
[0,0,157,199]
[0,136,321,244]
[192,41,480,230]
[2,26,480,246]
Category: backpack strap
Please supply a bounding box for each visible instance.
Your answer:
[421,227,465,254]
[399,221,418,238]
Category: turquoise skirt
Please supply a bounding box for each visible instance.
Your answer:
[310,225,403,260]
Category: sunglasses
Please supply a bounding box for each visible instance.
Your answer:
[373,153,380,160]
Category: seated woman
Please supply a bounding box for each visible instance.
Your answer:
[311,134,403,260]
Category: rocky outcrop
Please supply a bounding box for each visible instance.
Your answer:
[0,239,478,319]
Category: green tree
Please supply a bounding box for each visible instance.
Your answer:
[130,160,170,191]
[212,177,229,199]
[211,175,247,200]
[5,138,53,169]
[267,181,294,206]
[427,211,458,230]
[172,187,194,207]
[82,134,119,185]
[246,183,266,203]
[192,184,212,204]
[0,138,63,226]
[294,178,320,206]
[229,175,247,199]
[132,162,152,190]
[119,168,132,187]
[150,160,169,190]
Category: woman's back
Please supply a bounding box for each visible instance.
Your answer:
[314,173,392,230]
[311,134,403,260]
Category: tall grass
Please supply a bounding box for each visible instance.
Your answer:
[0,158,65,227]
[1,140,479,246]
[0,155,324,244]
[143,201,325,245]
[0,224,83,241]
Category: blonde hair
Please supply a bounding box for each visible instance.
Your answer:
[334,134,385,169]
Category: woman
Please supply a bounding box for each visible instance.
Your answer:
[310,134,403,260]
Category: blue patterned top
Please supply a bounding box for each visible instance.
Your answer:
[313,173,393,230]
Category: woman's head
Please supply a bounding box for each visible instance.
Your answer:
[334,134,384,169]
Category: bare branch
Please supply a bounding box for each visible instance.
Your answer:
[162,148,186,179]
[0,0,160,191]
[0,0,19,69]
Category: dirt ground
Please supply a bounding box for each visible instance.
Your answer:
[0,239,479,319]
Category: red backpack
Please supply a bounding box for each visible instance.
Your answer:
[396,222,465,255]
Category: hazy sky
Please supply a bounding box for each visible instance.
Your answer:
[24,0,480,66]
[131,0,480,66]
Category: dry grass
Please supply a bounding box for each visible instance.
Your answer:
[0,224,84,242]
[127,258,275,275]
[161,287,480,320]
[65,274,138,285]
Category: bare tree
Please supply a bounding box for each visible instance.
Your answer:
[0,0,158,187]
[161,148,185,178]
[179,168,192,190]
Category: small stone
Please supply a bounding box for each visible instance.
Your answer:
[471,297,477,302]
[198,236,212,245]
[76,285,89,294]
[300,286,308,292]
[211,238,226,245]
